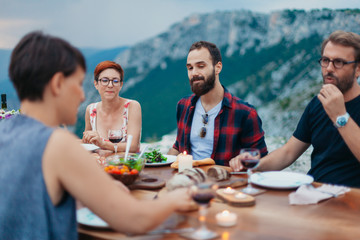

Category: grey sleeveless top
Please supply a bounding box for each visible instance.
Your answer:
[0,115,77,240]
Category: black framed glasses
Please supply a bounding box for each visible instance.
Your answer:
[199,113,208,138]
[98,77,121,86]
[318,57,357,69]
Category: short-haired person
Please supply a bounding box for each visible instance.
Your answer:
[82,60,141,153]
[230,30,360,188]
[168,41,267,165]
[0,31,192,239]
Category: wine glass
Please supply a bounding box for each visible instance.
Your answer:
[186,181,219,240]
[108,129,123,155]
[240,148,261,195]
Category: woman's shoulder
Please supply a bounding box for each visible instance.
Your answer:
[123,99,141,109]
[86,102,101,113]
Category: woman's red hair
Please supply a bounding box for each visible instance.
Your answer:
[94,60,124,82]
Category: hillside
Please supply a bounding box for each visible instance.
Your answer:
[1,8,360,144]
[75,8,360,141]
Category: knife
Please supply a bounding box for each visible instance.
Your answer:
[230,171,247,175]
[147,227,195,235]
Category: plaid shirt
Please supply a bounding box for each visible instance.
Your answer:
[173,86,267,166]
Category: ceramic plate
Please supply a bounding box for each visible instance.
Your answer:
[145,155,176,167]
[81,143,100,152]
[250,171,314,189]
[77,208,109,229]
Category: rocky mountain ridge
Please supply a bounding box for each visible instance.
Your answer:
[76,8,360,141]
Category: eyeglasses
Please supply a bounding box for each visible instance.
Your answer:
[318,57,357,69]
[199,113,208,138]
[98,77,121,86]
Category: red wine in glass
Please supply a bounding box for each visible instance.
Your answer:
[109,137,122,144]
[185,182,218,240]
[108,129,123,154]
[192,192,215,205]
[240,148,261,195]
[241,158,260,169]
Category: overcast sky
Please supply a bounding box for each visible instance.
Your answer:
[0,0,359,49]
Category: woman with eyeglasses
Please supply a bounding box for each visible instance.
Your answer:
[82,61,141,153]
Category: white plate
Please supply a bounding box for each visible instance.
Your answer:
[250,171,314,189]
[145,155,176,167]
[81,143,100,152]
[77,208,109,229]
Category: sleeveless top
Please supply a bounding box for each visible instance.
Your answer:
[89,100,132,141]
[0,115,77,240]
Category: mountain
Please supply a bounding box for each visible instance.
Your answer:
[0,47,128,112]
[2,9,360,143]
[75,8,360,141]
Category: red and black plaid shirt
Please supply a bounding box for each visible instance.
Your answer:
[173,86,267,166]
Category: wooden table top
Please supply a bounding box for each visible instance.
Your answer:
[78,165,360,240]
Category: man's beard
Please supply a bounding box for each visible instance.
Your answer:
[190,70,216,96]
[322,67,356,93]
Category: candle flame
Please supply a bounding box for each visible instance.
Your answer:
[221,232,229,240]
[183,151,187,155]
[222,210,230,215]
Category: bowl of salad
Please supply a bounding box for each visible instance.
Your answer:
[104,154,145,185]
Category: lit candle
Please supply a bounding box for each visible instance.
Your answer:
[223,187,235,194]
[235,192,247,199]
[178,151,193,172]
[216,210,237,227]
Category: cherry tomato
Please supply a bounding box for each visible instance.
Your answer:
[130,169,138,175]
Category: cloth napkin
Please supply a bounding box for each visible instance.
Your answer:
[170,158,215,169]
[289,184,350,205]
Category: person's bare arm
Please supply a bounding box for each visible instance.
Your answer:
[336,118,360,162]
[84,105,92,132]
[43,129,192,234]
[257,136,310,171]
[123,100,142,153]
[318,84,360,162]
[82,104,94,143]
[230,136,310,172]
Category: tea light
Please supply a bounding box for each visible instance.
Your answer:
[216,210,237,227]
[223,187,235,194]
[235,192,247,199]
[178,151,193,172]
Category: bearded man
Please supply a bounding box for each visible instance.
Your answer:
[168,41,267,166]
[230,31,360,188]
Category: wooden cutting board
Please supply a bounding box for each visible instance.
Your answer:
[128,174,166,190]
[216,177,247,188]
[216,188,255,207]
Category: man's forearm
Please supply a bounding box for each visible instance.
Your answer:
[338,118,360,163]
[257,136,310,172]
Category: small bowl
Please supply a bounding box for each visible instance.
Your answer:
[110,172,139,185]
[104,155,145,185]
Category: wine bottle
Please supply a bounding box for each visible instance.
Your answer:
[1,94,7,110]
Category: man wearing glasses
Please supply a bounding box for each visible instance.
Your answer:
[230,30,360,188]
[168,41,267,166]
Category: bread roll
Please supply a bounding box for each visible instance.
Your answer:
[207,166,230,181]
[166,168,207,191]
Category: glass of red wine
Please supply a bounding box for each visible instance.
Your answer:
[186,181,218,240]
[240,148,261,195]
[108,129,123,155]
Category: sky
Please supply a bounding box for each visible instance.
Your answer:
[0,0,359,49]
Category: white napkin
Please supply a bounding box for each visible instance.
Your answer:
[289,184,350,205]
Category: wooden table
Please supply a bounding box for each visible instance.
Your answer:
[78,165,360,240]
